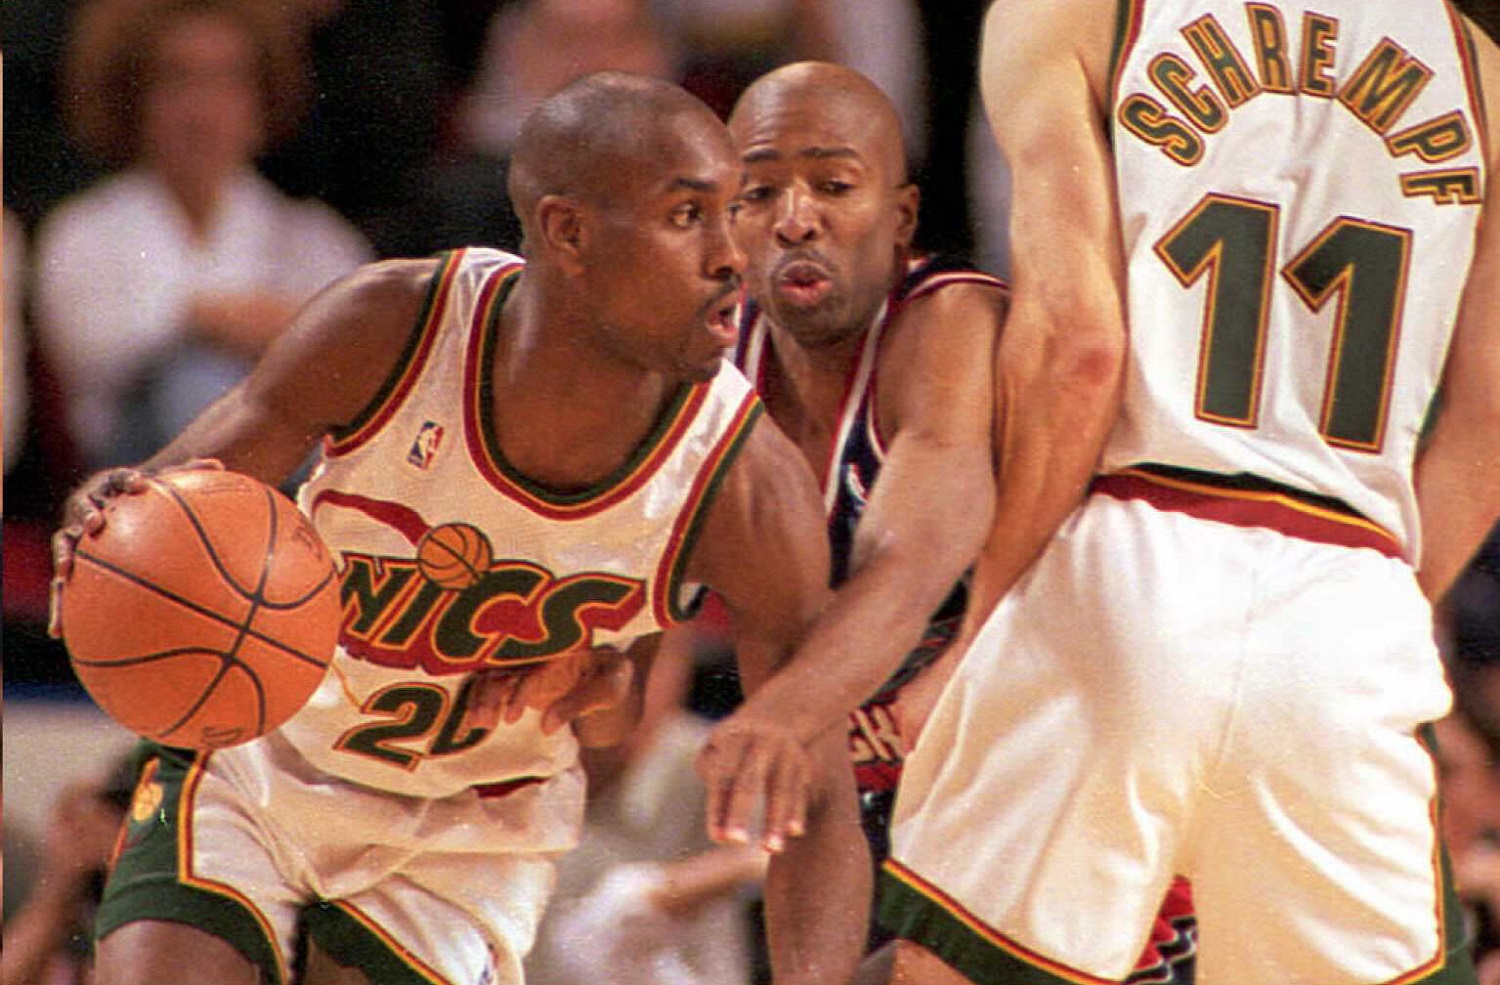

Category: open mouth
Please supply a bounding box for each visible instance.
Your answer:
[774,260,833,308]
[703,295,740,348]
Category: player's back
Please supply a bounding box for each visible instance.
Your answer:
[1105,0,1488,559]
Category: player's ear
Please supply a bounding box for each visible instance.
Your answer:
[894,182,920,249]
[536,195,587,275]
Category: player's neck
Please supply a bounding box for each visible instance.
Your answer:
[764,319,864,418]
[487,277,678,493]
[761,321,866,482]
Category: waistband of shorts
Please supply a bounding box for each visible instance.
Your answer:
[471,776,547,799]
[1091,463,1406,561]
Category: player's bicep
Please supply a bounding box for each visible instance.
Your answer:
[879,283,1004,444]
[686,421,831,693]
[1441,152,1500,420]
[980,0,1120,286]
[856,284,1004,573]
[1442,18,1500,412]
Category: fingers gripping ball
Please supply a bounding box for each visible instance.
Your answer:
[416,522,493,589]
[59,470,341,749]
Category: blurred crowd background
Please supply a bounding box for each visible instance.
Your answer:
[4,1,1500,982]
[3,0,1006,686]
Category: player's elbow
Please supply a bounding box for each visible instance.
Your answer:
[1053,322,1126,396]
[1007,297,1126,407]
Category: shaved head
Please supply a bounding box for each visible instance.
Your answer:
[726,61,920,348]
[730,61,909,185]
[509,71,731,234]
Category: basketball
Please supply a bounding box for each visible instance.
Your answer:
[416,522,493,589]
[59,469,342,750]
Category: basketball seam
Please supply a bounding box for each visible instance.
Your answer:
[72,552,331,670]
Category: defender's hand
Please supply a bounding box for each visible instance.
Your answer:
[697,710,811,854]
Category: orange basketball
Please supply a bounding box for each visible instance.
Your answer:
[416,522,493,589]
[59,469,341,749]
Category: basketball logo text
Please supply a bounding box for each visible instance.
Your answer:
[337,551,646,674]
[1117,5,1481,204]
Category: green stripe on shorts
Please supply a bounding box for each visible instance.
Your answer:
[94,743,285,984]
[303,900,449,985]
[878,863,1084,985]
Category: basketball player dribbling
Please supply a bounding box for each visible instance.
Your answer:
[49,73,869,985]
[882,1,1500,983]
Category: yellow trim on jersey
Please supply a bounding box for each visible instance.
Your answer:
[1448,4,1492,176]
[1109,0,1148,108]
[654,392,764,626]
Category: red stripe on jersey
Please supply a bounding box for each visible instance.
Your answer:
[1092,470,1404,560]
[310,489,432,545]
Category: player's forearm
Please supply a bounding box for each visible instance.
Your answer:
[742,535,981,745]
[741,443,995,744]
[969,296,1125,619]
[762,735,870,985]
[1414,413,1500,602]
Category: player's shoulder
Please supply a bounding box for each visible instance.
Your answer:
[885,255,1009,351]
[711,393,816,518]
[449,245,526,277]
[285,255,455,360]
[895,254,1008,304]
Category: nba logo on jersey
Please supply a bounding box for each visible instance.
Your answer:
[407,421,445,470]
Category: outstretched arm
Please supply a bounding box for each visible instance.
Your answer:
[967,0,1128,620]
[0,782,123,985]
[1414,20,1500,601]
[690,420,869,985]
[725,281,1005,745]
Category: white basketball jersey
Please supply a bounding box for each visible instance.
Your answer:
[281,248,762,797]
[1106,0,1488,558]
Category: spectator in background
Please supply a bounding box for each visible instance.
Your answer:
[413,0,678,255]
[34,0,371,474]
[1,754,137,985]
[5,210,27,475]
[525,636,766,985]
[654,0,832,117]
[259,0,446,257]
[654,0,925,162]
[461,0,677,162]
[414,0,926,259]
[1433,709,1500,984]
